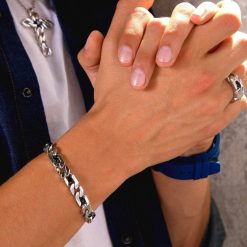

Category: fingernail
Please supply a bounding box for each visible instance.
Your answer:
[118,45,133,64]
[157,46,173,64]
[131,68,146,87]
[193,6,206,17]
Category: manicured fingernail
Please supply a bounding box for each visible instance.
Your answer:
[118,45,133,64]
[193,6,207,17]
[131,68,146,87]
[157,46,173,64]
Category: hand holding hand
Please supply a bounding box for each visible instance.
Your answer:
[78,1,219,87]
[78,1,246,157]
[76,0,247,177]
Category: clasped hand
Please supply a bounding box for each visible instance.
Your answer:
[78,0,247,176]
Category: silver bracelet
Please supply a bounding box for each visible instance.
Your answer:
[43,143,96,223]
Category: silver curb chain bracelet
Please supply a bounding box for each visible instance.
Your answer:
[43,143,96,223]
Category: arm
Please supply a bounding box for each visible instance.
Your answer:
[1,0,246,246]
[0,115,128,246]
[152,172,211,247]
[152,135,217,246]
[78,1,242,246]
[151,2,237,246]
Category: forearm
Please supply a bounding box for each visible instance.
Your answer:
[152,170,210,247]
[0,114,126,247]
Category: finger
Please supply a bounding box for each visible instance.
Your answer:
[205,64,247,138]
[107,0,154,41]
[224,95,247,121]
[207,95,247,138]
[191,2,219,25]
[214,63,247,112]
[202,96,247,140]
[224,64,247,105]
[156,2,195,67]
[206,32,247,80]
[117,7,153,65]
[188,0,241,57]
[77,30,104,87]
[130,17,168,89]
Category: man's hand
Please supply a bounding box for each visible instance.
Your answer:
[77,0,247,178]
[86,4,244,246]
[78,1,242,157]
[78,1,219,88]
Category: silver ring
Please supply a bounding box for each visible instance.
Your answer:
[227,73,245,103]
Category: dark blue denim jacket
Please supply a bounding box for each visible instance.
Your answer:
[0,1,225,246]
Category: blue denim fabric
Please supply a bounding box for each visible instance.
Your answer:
[0,0,224,246]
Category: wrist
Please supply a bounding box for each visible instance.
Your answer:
[55,108,132,208]
[152,134,221,180]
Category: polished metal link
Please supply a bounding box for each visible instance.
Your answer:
[44,143,96,223]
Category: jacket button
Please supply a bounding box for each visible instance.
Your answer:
[22,88,33,98]
[121,235,133,245]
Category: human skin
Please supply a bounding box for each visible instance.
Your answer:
[77,3,215,246]
[78,1,247,246]
[0,1,247,247]
[79,1,221,156]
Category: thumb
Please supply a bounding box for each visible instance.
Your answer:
[77,30,104,87]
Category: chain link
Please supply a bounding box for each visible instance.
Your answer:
[44,143,96,223]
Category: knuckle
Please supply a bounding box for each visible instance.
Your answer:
[122,29,142,42]
[200,1,217,8]
[164,27,180,37]
[174,2,195,17]
[147,18,166,33]
[165,13,194,39]
[132,7,151,19]
[123,8,152,38]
